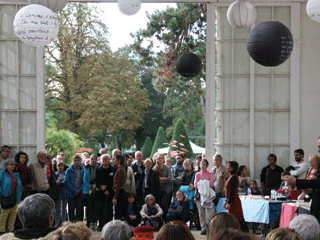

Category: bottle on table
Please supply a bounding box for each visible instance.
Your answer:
[271,189,276,200]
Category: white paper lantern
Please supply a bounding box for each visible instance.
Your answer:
[307,0,320,22]
[14,4,59,47]
[118,0,141,16]
[28,0,69,12]
[227,0,257,29]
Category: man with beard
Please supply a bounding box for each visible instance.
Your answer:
[260,154,284,195]
[286,149,309,179]
[171,153,185,196]
[285,138,320,224]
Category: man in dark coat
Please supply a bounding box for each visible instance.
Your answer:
[131,151,145,185]
[96,154,115,231]
[260,154,284,195]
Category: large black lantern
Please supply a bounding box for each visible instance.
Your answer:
[176,52,202,78]
[247,21,294,67]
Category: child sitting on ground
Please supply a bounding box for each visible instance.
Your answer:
[276,182,299,200]
[140,194,163,230]
[250,180,262,195]
[279,170,291,190]
[126,193,140,227]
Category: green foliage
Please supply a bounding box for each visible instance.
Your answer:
[45,96,65,129]
[142,137,153,159]
[130,3,206,149]
[151,126,168,157]
[45,127,84,165]
[131,3,206,94]
[187,117,205,148]
[132,66,172,150]
[46,3,150,149]
[169,119,194,160]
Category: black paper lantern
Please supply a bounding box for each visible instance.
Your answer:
[176,52,202,78]
[247,21,294,67]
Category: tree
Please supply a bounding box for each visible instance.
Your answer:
[77,52,150,138]
[46,3,150,147]
[169,119,194,159]
[151,126,168,157]
[133,67,172,150]
[131,3,207,117]
[142,137,153,160]
[130,4,206,148]
[45,127,84,165]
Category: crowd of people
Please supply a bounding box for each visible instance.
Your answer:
[1,139,320,239]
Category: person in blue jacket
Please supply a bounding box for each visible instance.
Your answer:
[0,159,23,234]
[64,155,84,223]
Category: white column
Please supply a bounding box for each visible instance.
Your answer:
[290,3,300,164]
[205,2,216,168]
[36,46,45,152]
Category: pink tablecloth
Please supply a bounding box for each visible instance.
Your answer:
[279,203,298,228]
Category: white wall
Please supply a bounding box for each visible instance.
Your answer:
[300,2,320,161]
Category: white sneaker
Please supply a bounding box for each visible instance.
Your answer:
[94,223,98,230]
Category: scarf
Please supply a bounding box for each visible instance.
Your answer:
[16,162,28,186]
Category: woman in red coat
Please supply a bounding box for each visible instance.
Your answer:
[223,161,248,232]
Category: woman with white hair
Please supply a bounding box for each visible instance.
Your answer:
[289,214,320,240]
[0,158,22,234]
[140,194,163,230]
[100,220,132,240]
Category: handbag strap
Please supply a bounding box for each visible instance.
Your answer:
[12,173,18,194]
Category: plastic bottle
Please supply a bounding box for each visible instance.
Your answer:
[271,189,276,200]
[247,187,251,195]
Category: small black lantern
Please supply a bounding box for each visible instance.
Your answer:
[247,21,294,67]
[176,52,202,78]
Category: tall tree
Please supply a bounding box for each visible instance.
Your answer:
[131,3,207,118]
[150,126,168,157]
[46,3,150,146]
[169,119,193,159]
[142,137,153,160]
[130,4,206,148]
[133,67,172,150]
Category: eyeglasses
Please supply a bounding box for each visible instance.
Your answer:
[74,160,81,162]
[8,163,15,166]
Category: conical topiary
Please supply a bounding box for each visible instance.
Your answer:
[169,119,194,161]
[141,137,153,160]
[150,126,168,157]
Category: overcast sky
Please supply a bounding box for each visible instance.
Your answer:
[99,3,176,51]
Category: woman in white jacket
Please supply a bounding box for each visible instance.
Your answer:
[140,194,163,230]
